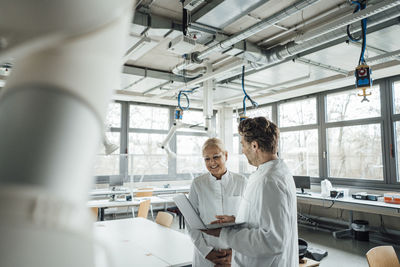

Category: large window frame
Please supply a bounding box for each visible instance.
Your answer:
[95,75,400,189]
[96,102,213,183]
[232,75,400,190]
[278,95,320,178]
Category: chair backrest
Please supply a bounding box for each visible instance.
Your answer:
[366,246,400,267]
[90,207,99,220]
[155,211,173,227]
[137,199,151,218]
[135,188,153,197]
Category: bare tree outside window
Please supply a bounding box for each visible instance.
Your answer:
[278,98,318,176]
[393,81,400,114]
[93,102,121,176]
[129,105,169,130]
[93,132,120,175]
[279,98,316,127]
[326,86,383,180]
[105,102,121,128]
[178,110,204,132]
[326,86,380,122]
[280,130,319,176]
[128,133,168,175]
[327,124,383,179]
[177,135,208,174]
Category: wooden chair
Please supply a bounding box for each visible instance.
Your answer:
[90,207,99,221]
[135,188,153,197]
[137,199,151,218]
[366,246,400,267]
[135,188,154,219]
[155,211,173,227]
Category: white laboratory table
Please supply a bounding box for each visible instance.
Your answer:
[88,196,177,221]
[94,218,193,267]
[89,185,190,197]
[296,192,400,217]
[297,192,400,238]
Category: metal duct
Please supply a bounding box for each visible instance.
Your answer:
[195,0,323,61]
[257,2,350,46]
[173,0,322,75]
[294,0,400,43]
[245,5,400,67]
[172,65,206,78]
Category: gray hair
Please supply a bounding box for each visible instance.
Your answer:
[202,138,226,153]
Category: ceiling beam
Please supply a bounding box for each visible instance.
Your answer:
[122,65,191,83]
[191,0,225,22]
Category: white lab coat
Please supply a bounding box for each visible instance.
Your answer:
[188,171,247,267]
[220,159,298,267]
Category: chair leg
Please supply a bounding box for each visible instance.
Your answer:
[132,207,135,218]
[150,205,154,220]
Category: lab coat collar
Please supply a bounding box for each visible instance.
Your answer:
[257,158,280,173]
[208,170,230,187]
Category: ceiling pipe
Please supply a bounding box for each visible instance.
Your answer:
[294,0,400,44]
[160,58,246,98]
[366,49,400,64]
[194,0,323,61]
[215,73,312,105]
[257,2,350,46]
[172,65,206,78]
[295,57,349,76]
[242,4,400,67]
[172,0,323,75]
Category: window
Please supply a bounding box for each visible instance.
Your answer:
[393,81,400,182]
[395,122,400,182]
[327,124,383,180]
[105,102,121,128]
[325,85,384,181]
[93,102,121,176]
[129,105,169,130]
[128,133,168,175]
[279,98,316,127]
[128,104,170,176]
[92,75,400,188]
[176,135,208,174]
[178,110,205,132]
[280,130,319,176]
[278,97,318,177]
[326,86,380,122]
[93,132,120,176]
[227,135,240,173]
[393,81,400,114]
[246,106,273,120]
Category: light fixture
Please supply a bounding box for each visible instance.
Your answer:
[124,36,158,62]
[103,133,119,155]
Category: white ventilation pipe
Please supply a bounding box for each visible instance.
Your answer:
[294,0,400,44]
[173,0,323,75]
[257,2,350,46]
[246,4,400,67]
[195,0,323,61]
[172,65,207,78]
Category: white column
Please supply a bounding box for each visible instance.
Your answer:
[217,106,234,154]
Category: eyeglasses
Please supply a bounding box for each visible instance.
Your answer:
[203,154,222,162]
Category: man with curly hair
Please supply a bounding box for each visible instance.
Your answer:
[203,117,298,267]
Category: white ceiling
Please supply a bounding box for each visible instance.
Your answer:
[2,0,400,110]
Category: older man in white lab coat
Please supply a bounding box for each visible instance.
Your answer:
[203,117,298,267]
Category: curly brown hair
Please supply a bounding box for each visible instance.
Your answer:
[238,117,279,154]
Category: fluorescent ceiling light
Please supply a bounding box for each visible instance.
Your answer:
[124,36,158,62]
